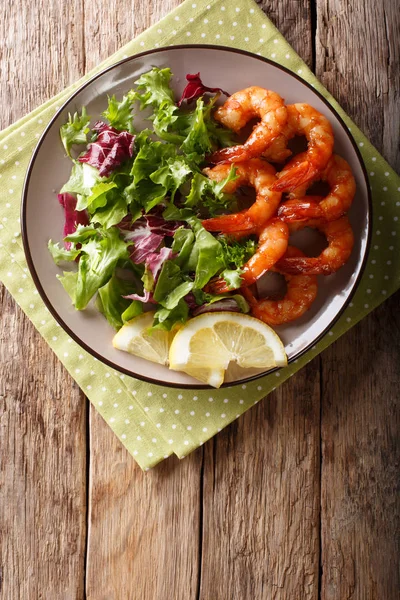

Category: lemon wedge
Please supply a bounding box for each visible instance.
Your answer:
[112,312,175,366]
[169,312,287,388]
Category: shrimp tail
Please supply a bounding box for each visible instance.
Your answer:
[241,286,257,306]
[205,277,232,294]
[202,212,256,233]
[277,256,333,275]
[271,161,319,193]
[277,196,324,222]
[209,145,249,164]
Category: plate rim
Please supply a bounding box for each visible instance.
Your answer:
[21,44,373,389]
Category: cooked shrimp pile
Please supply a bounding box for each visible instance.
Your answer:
[203,87,356,326]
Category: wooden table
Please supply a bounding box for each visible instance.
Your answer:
[1,1,399,598]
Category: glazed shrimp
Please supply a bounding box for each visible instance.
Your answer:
[206,218,289,294]
[277,216,354,275]
[242,247,318,325]
[202,159,282,232]
[209,87,288,163]
[266,104,334,193]
[278,155,356,222]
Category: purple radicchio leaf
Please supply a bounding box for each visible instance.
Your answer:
[192,298,241,317]
[177,72,230,107]
[78,121,135,177]
[121,213,181,303]
[122,249,173,302]
[145,246,174,280]
[126,224,164,264]
[58,193,89,250]
[123,246,175,303]
[123,289,155,303]
[184,292,199,311]
[121,212,183,265]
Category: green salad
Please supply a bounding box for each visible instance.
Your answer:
[49,67,256,333]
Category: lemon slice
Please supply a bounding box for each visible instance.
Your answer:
[112,312,175,366]
[169,312,287,387]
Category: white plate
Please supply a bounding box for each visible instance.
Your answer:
[22,45,371,388]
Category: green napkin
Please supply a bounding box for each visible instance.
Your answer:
[1,0,399,470]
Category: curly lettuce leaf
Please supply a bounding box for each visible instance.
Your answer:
[121,300,143,323]
[152,298,189,331]
[187,216,226,289]
[219,235,257,269]
[96,272,138,330]
[90,194,128,228]
[132,68,234,153]
[133,67,175,109]
[124,140,175,211]
[48,241,81,264]
[181,98,213,158]
[102,94,134,133]
[162,203,195,222]
[179,96,234,158]
[60,162,104,197]
[152,103,184,143]
[153,261,185,304]
[60,107,90,158]
[64,224,98,244]
[217,235,257,290]
[171,228,195,268]
[125,141,192,212]
[201,96,235,148]
[150,155,192,202]
[185,165,237,214]
[130,140,176,182]
[73,226,130,310]
[56,271,78,304]
[221,269,244,290]
[76,181,117,212]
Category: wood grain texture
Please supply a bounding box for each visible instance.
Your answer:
[200,361,321,600]
[256,0,313,67]
[86,410,202,600]
[320,308,400,599]
[0,294,87,600]
[316,0,400,597]
[316,0,400,170]
[0,2,88,599]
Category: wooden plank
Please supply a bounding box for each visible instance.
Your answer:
[0,3,88,599]
[86,410,202,600]
[315,0,400,169]
[316,0,400,597]
[199,361,321,599]
[261,0,314,66]
[199,3,321,599]
[83,3,202,599]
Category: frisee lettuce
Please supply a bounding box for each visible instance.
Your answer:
[219,235,257,269]
[48,241,81,264]
[67,226,130,310]
[60,107,90,157]
[133,67,176,109]
[102,94,135,133]
[185,165,237,214]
